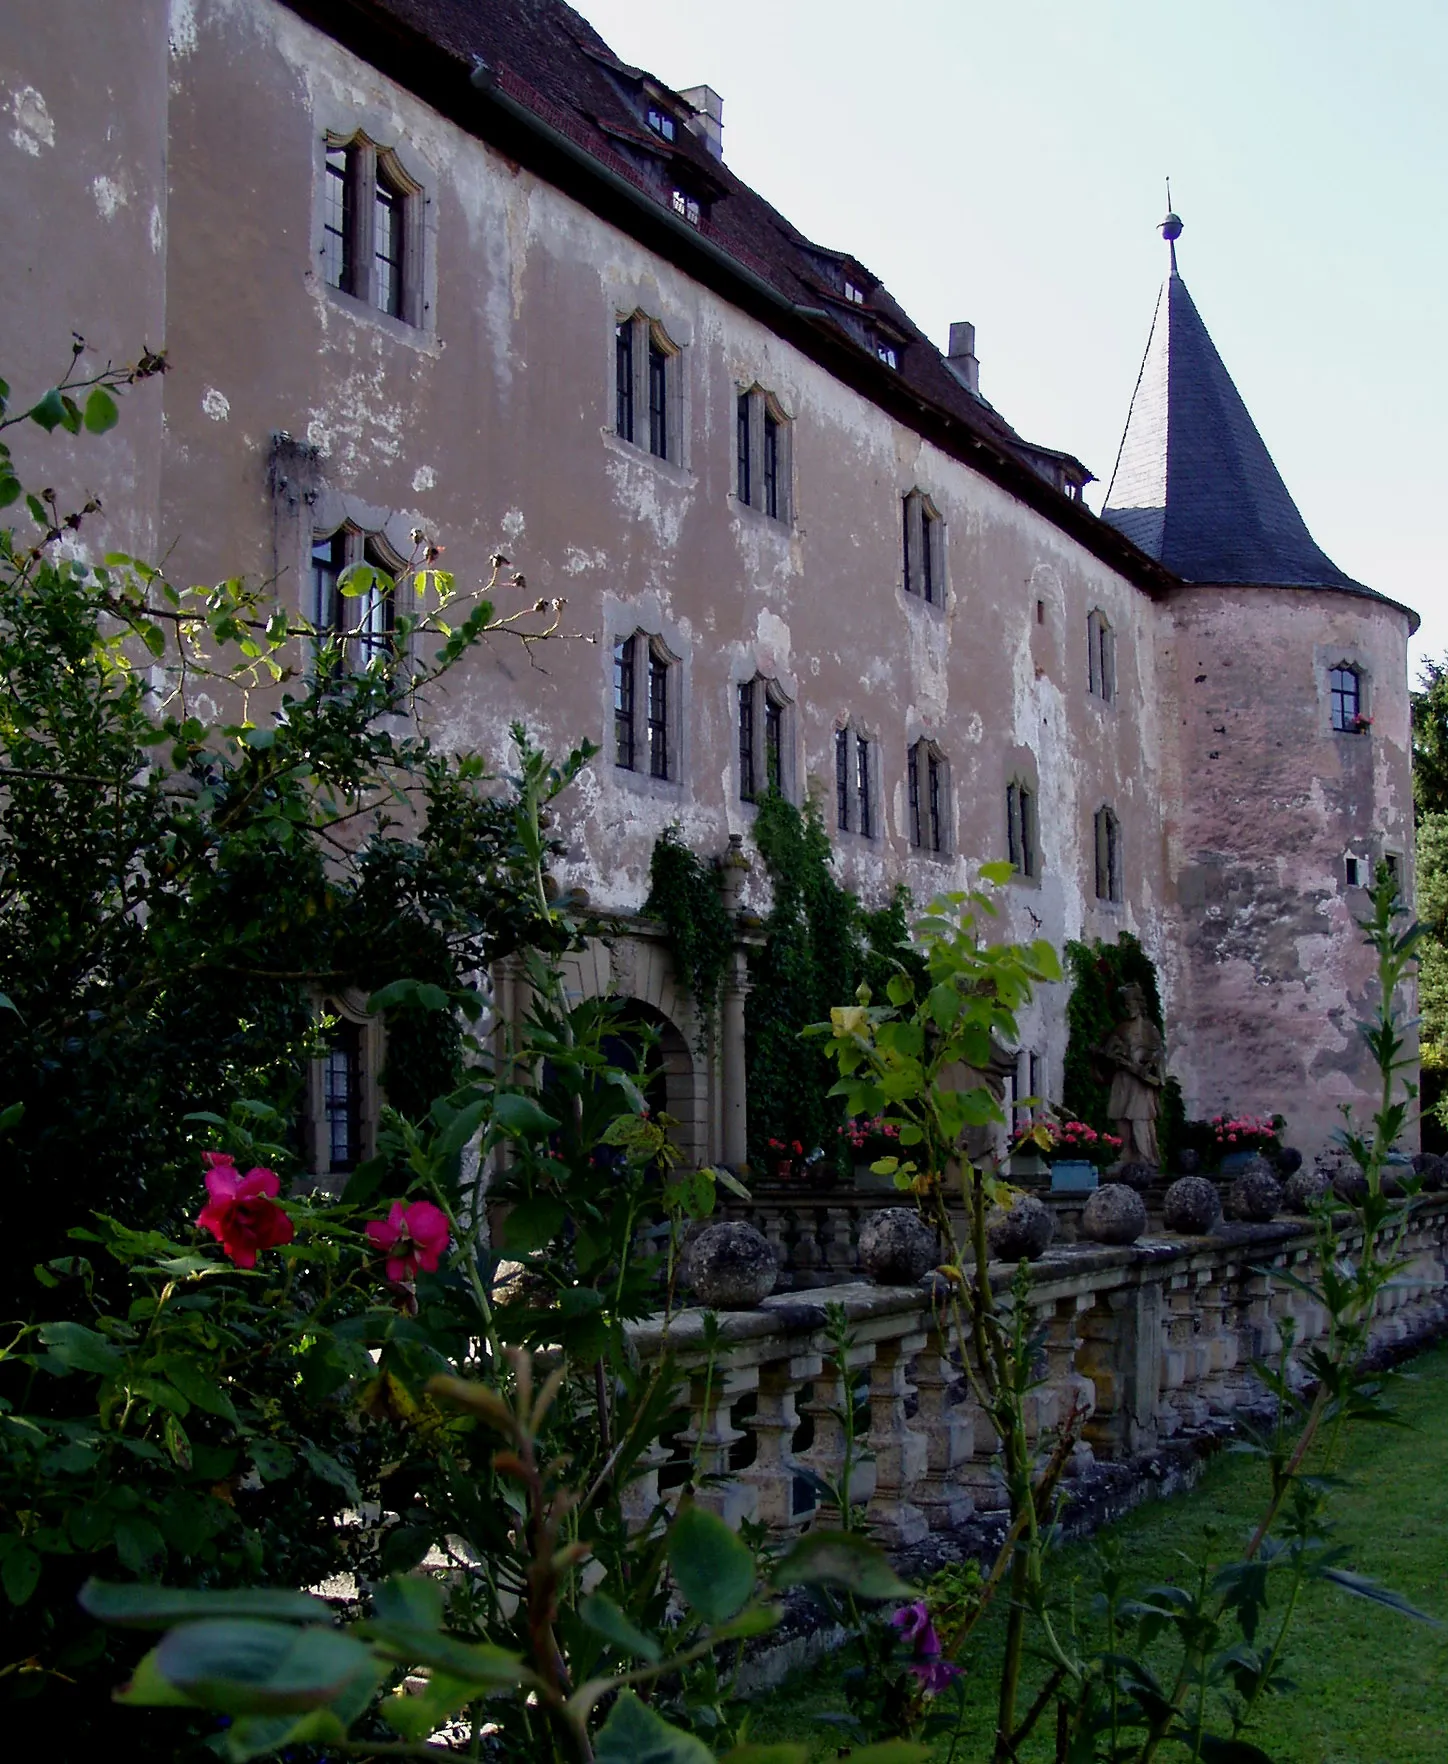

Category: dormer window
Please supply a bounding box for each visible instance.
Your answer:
[877,343,899,369]
[844,279,866,305]
[671,188,702,227]
[647,106,677,142]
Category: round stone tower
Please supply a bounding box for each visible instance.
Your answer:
[1103,217,1418,1157]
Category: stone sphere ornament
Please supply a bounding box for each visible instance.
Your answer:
[1228,1160,1283,1223]
[986,1194,1055,1262]
[1332,1167,1368,1205]
[683,1221,777,1309]
[1413,1152,1446,1193]
[858,1208,939,1285]
[1276,1145,1304,1178]
[1080,1183,1147,1245]
[1162,1175,1220,1235]
[1109,1161,1157,1193]
[1284,1166,1333,1214]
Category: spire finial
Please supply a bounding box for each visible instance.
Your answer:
[1160,178,1183,275]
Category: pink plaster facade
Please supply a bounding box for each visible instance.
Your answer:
[0,0,1415,1159]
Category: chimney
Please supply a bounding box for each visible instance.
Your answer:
[679,84,724,160]
[947,321,980,396]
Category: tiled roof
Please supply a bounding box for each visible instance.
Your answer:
[304,0,1086,484]
[1102,266,1363,591]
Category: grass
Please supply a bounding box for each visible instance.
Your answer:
[744,1340,1448,1762]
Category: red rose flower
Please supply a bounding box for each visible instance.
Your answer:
[196,1153,294,1269]
[366,1200,451,1284]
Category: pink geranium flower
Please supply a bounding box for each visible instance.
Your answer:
[366,1200,451,1284]
[196,1153,294,1268]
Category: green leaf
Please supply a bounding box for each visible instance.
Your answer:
[492,1092,563,1136]
[1316,1566,1441,1623]
[114,1517,166,1573]
[770,1529,914,1600]
[27,388,66,431]
[38,1320,123,1375]
[359,1619,527,1686]
[667,1502,755,1625]
[840,1746,932,1763]
[579,1591,662,1662]
[84,386,120,433]
[1,1544,40,1606]
[719,1748,810,1764]
[435,1097,490,1162]
[302,1442,360,1505]
[249,1438,295,1482]
[0,475,20,510]
[368,978,452,1013]
[116,1644,201,1707]
[501,1196,567,1254]
[978,860,1015,886]
[159,1356,239,1425]
[152,1620,373,1714]
[381,1669,484,1740]
[594,1691,715,1764]
[372,1575,445,1631]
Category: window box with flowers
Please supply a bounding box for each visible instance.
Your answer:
[764,1136,831,1189]
[1209,1113,1283,1173]
[838,1113,903,1185]
[1018,1120,1124,1192]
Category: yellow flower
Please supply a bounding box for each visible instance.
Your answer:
[830,1004,870,1038]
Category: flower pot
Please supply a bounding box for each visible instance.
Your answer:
[1049,1159,1097,1194]
[1007,1151,1049,1185]
[1218,1151,1255,1175]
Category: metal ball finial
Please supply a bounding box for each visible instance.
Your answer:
[1160,211,1183,242]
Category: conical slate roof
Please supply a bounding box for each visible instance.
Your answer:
[1102,262,1362,590]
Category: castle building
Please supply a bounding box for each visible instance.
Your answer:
[1,0,1417,1169]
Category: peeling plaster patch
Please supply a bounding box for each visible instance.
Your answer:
[501,508,526,542]
[305,369,404,471]
[93,176,127,219]
[411,465,436,492]
[755,609,791,673]
[562,546,607,576]
[11,86,54,156]
[149,204,164,255]
[168,0,198,57]
[201,387,230,422]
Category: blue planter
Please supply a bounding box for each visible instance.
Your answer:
[1218,1151,1256,1175]
[1049,1160,1098,1194]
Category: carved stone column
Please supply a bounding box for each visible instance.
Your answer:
[739,1348,821,1533]
[864,1327,930,1546]
[716,834,751,1169]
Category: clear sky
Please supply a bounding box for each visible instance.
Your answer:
[577,0,1447,676]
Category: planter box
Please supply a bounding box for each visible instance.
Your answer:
[1049,1160,1098,1194]
[1006,1152,1049,1184]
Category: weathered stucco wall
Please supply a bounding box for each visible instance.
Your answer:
[0,0,1414,1161]
[1157,584,1415,1151]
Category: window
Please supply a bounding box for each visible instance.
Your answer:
[306,996,382,1183]
[1087,609,1116,703]
[902,490,943,604]
[877,343,899,369]
[646,106,677,141]
[1345,855,1361,888]
[908,741,950,855]
[613,635,636,770]
[735,386,791,522]
[321,135,422,325]
[1007,780,1038,878]
[670,187,702,226]
[310,525,401,670]
[738,675,791,803]
[1384,852,1401,885]
[843,279,865,305]
[1094,806,1122,903]
[1330,665,1364,732]
[613,633,677,781]
[615,312,681,463]
[324,1018,363,1173]
[835,727,875,836]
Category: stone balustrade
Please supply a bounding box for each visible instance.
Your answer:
[626,1200,1448,1543]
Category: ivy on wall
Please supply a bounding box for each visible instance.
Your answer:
[643,825,734,1032]
[744,795,920,1172]
[1064,931,1184,1164]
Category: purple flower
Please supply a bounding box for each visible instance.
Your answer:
[890,1600,961,1697]
[909,1653,962,1693]
[890,1601,933,1645]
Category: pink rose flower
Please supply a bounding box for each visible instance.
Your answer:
[196,1153,294,1269]
[366,1200,451,1284]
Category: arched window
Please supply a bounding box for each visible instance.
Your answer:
[902,490,944,604]
[310,522,405,670]
[1087,609,1116,703]
[834,723,875,837]
[615,311,683,462]
[613,632,679,780]
[908,740,951,854]
[1094,806,1122,903]
[1330,665,1364,732]
[306,994,383,1185]
[738,674,792,802]
[737,385,792,522]
[322,134,423,325]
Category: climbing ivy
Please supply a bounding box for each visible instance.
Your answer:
[745,794,920,1173]
[644,824,734,1033]
[1063,932,1183,1164]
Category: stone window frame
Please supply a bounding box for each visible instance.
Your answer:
[834,719,879,840]
[736,670,797,804]
[1087,607,1117,704]
[303,990,384,1188]
[313,123,435,340]
[735,383,793,524]
[1328,660,1369,734]
[611,626,683,786]
[614,308,686,466]
[1093,804,1123,904]
[309,518,412,674]
[907,736,953,858]
[1315,645,1373,737]
[902,488,946,608]
[1005,755,1041,883]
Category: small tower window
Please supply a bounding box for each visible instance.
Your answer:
[843,279,865,305]
[1330,665,1363,732]
[1007,780,1038,878]
[1094,806,1122,902]
[646,106,677,142]
[902,490,943,605]
[1087,609,1116,703]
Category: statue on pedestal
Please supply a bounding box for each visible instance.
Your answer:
[1101,982,1164,1167]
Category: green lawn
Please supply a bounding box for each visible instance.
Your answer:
[746,1341,1448,1762]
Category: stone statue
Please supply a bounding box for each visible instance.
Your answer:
[1101,982,1164,1166]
